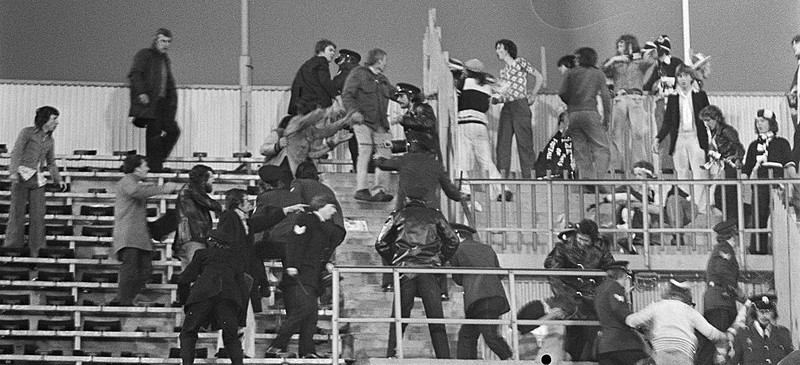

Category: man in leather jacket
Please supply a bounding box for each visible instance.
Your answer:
[175,164,223,270]
[391,83,440,159]
[699,105,745,221]
[544,218,615,361]
[375,187,460,359]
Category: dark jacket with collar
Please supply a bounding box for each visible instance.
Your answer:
[374,151,462,210]
[375,200,459,279]
[217,209,269,312]
[400,101,440,155]
[709,122,746,178]
[450,237,510,316]
[128,47,177,119]
[341,65,393,130]
[177,244,250,327]
[281,211,337,291]
[657,89,710,155]
[731,322,793,365]
[594,279,647,354]
[289,55,337,115]
[704,240,739,311]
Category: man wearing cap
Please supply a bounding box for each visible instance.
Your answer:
[288,39,339,116]
[375,187,460,359]
[626,279,728,365]
[449,223,512,360]
[342,48,395,202]
[332,49,365,173]
[544,218,614,361]
[128,27,181,173]
[729,294,793,365]
[391,82,441,158]
[646,35,684,171]
[696,219,744,365]
[603,34,657,175]
[594,260,649,365]
[177,228,251,365]
[374,134,465,212]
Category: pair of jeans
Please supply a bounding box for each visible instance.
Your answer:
[456,122,505,197]
[387,273,450,358]
[270,285,319,356]
[5,175,46,255]
[145,97,181,171]
[353,124,391,193]
[565,111,611,180]
[113,247,153,305]
[672,131,710,215]
[610,94,649,175]
[180,296,243,365]
[496,99,534,178]
[456,297,512,360]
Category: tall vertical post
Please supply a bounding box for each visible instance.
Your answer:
[239,0,252,152]
[682,0,692,62]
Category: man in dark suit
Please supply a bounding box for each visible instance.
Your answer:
[594,260,649,365]
[177,228,250,365]
[127,27,180,172]
[450,223,512,360]
[265,195,339,359]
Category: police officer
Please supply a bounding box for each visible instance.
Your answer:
[697,219,744,365]
[332,49,365,173]
[729,294,794,365]
[391,83,441,159]
[594,260,649,365]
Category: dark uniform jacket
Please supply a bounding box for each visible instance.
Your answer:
[594,279,647,354]
[374,151,462,209]
[375,200,459,280]
[333,64,356,94]
[177,245,250,328]
[128,47,177,119]
[704,241,739,312]
[450,238,510,316]
[731,322,793,365]
[281,212,337,291]
[400,102,440,156]
[289,56,337,115]
[544,238,614,317]
[657,90,710,155]
[341,65,393,130]
[217,209,269,312]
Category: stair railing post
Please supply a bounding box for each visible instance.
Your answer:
[331,267,340,364]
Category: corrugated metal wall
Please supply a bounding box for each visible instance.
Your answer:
[1,81,793,164]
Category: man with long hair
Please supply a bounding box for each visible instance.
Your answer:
[604,34,656,176]
[175,164,222,270]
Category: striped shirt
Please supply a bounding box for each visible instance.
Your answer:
[626,299,726,359]
[497,58,537,103]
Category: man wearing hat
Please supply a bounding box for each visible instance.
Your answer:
[544,218,615,361]
[449,223,512,360]
[729,294,794,365]
[332,49,365,173]
[626,279,728,365]
[375,186,460,359]
[391,82,441,159]
[594,260,649,365]
[696,219,744,365]
[177,228,251,365]
[645,35,684,170]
